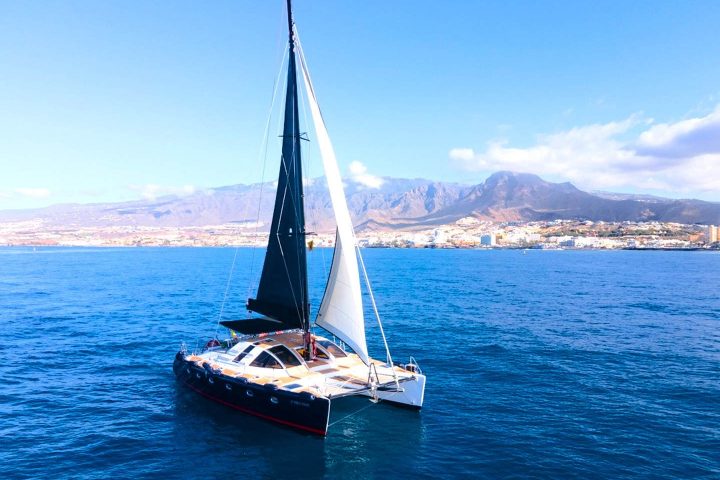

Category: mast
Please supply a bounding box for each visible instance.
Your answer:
[286,0,294,44]
[247,0,309,335]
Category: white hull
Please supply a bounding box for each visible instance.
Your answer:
[363,373,426,408]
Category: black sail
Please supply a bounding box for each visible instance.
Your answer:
[247,4,309,331]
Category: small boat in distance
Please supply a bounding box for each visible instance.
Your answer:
[173,0,426,435]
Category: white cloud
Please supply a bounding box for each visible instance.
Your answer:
[450,106,720,197]
[348,161,384,189]
[14,188,51,198]
[448,148,475,162]
[128,184,196,201]
[635,105,720,159]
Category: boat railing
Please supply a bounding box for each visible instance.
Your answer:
[190,336,238,355]
[408,356,423,375]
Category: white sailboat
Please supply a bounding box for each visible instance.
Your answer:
[174,0,426,435]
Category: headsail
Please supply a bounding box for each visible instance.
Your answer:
[297,39,370,365]
[247,0,308,331]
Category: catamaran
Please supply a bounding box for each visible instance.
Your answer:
[173,0,426,436]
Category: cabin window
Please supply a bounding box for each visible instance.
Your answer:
[233,345,255,363]
[268,345,303,367]
[318,340,347,358]
[250,351,282,369]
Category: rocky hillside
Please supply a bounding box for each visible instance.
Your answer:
[2,172,719,230]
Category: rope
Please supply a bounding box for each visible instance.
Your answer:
[357,246,395,370]
[275,123,305,325]
[296,47,329,284]
[272,43,309,330]
[214,247,241,338]
[246,45,290,305]
[328,399,381,427]
[276,231,304,323]
[294,30,335,316]
[213,2,291,337]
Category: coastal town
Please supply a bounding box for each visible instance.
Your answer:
[2,218,718,250]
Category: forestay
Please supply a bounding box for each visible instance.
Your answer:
[297,38,370,365]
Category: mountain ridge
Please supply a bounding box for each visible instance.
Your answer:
[1,171,719,230]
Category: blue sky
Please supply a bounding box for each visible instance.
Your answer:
[1,0,719,209]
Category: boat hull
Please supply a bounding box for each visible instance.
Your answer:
[173,352,331,435]
[366,373,426,409]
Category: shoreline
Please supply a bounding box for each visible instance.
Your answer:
[1,219,717,250]
[2,243,717,252]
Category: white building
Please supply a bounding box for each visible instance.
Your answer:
[707,225,719,243]
[431,229,447,246]
[480,233,496,246]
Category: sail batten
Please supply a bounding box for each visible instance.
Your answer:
[247,2,308,331]
[297,38,370,365]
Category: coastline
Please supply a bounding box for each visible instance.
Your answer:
[2,218,718,250]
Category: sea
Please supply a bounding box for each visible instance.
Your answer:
[1,247,718,479]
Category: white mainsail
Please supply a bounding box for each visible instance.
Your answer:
[297,39,369,365]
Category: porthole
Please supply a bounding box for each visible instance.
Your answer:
[208,377,214,384]
[225,384,232,391]
[246,389,254,397]
[270,396,279,405]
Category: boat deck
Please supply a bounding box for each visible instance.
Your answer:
[186,331,415,399]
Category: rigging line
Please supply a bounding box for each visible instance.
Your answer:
[296,32,358,310]
[275,234,305,327]
[277,57,300,235]
[328,399,380,427]
[214,246,242,338]
[297,32,357,331]
[313,228,339,326]
[275,153,300,289]
[356,245,396,372]
[296,51,329,282]
[279,59,307,322]
[278,165,308,327]
[296,31,339,303]
[276,144,305,325]
[285,38,307,243]
[275,145,302,309]
[286,61,306,285]
[217,43,289,336]
[276,152,291,227]
[247,45,290,305]
[295,30,325,125]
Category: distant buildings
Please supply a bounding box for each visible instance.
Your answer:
[430,229,447,246]
[0,219,716,250]
[480,233,496,246]
[708,225,719,243]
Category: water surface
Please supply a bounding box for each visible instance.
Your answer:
[1,247,718,478]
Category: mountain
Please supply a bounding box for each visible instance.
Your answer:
[416,172,720,225]
[1,172,719,230]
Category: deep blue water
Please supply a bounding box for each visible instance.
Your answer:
[1,247,719,479]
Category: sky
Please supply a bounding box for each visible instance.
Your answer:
[1,0,720,210]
